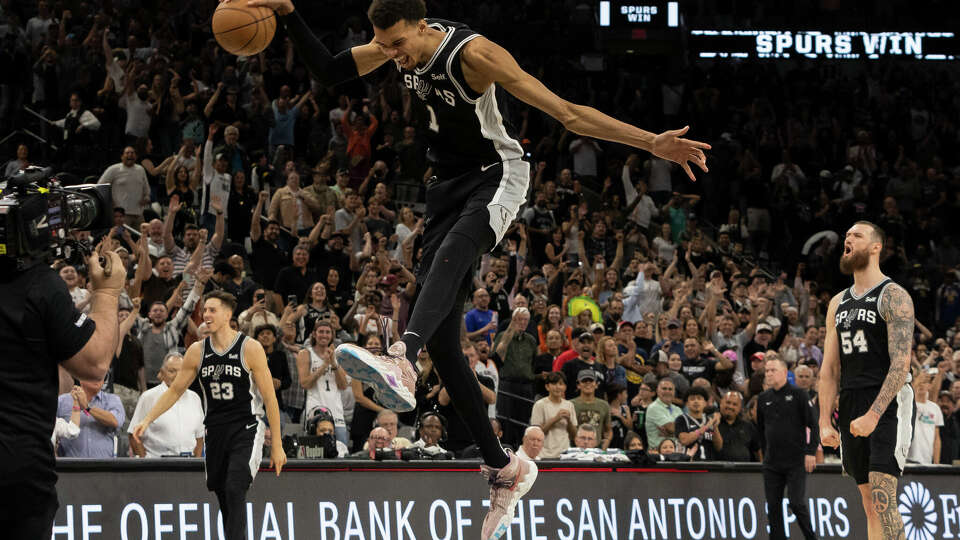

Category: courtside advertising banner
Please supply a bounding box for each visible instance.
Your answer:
[53,464,960,539]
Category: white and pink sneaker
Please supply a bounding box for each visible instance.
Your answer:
[335,342,417,412]
[480,450,538,540]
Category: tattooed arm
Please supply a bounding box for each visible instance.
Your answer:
[851,283,914,437]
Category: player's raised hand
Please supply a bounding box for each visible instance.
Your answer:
[820,422,840,448]
[243,0,294,15]
[651,126,711,182]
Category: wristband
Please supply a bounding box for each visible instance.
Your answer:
[72,406,82,411]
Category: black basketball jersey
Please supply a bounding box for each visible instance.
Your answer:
[399,19,523,174]
[835,278,894,390]
[198,333,264,426]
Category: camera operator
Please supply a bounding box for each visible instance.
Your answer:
[0,247,125,539]
[298,407,348,458]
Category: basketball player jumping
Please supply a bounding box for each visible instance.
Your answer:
[132,291,286,540]
[240,0,709,537]
[819,221,914,540]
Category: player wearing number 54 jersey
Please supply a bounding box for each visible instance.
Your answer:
[132,291,286,540]
[819,221,915,540]
[234,0,710,537]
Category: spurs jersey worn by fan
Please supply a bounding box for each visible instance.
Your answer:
[199,333,265,425]
[834,277,914,484]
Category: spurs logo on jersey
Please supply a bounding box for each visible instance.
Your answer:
[835,306,878,328]
[201,363,243,381]
[404,73,457,106]
[836,278,894,390]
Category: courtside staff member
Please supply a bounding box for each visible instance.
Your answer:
[0,249,125,539]
[757,357,819,540]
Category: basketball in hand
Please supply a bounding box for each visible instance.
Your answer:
[212,2,276,56]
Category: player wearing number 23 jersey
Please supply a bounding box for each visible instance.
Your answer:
[131,290,285,540]
[199,332,265,426]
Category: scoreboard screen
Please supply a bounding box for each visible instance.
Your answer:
[598,1,680,28]
[690,29,958,61]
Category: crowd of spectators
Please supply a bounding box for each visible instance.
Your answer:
[2,0,960,464]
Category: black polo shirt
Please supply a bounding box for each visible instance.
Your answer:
[716,417,761,462]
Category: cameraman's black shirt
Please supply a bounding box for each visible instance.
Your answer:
[0,266,96,489]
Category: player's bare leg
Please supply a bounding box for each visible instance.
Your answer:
[868,472,905,540]
[858,483,882,540]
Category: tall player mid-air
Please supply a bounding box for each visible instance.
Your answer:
[132,291,286,540]
[819,221,914,540]
[240,0,710,537]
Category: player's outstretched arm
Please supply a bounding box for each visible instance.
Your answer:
[242,0,389,82]
[131,342,201,443]
[818,293,843,447]
[244,338,287,475]
[461,37,710,181]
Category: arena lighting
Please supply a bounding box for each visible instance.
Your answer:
[691,30,957,60]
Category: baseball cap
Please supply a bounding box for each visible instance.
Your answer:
[939,391,956,403]
[589,322,604,333]
[750,352,766,363]
[578,331,594,342]
[336,167,350,175]
[618,320,635,330]
[667,319,681,329]
[722,350,738,364]
[378,274,398,287]
[577,369,597,382]
[756,323,773,333]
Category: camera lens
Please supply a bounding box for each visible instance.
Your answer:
[62,184,112,231]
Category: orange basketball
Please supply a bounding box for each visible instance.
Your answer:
[211,2,276,56]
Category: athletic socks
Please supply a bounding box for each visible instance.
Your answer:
[400,332,424,365]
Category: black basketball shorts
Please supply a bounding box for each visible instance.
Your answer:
[838,385,914,485]
[416,159,529,281]
[204,419,265,492]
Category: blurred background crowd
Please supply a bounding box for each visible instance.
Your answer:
[1,0,959,464]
